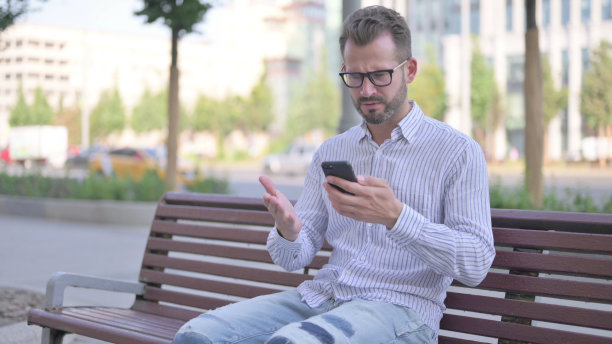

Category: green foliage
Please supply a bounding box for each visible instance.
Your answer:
[1,0,47,31]
[9,86,54,126]
[287,56,340,138]
[409,46,447,121]
[135,0,212,36]
[542,57,568,127]
[131,88,168,133]
[89,88,126,141]
[244,71,274,132]
[0,169,228,201]
[9,86,30,126]
[581,40,612,131]
[470,40,497,135]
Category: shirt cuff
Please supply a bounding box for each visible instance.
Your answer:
[386,204,426,246]
[268,227,302,254]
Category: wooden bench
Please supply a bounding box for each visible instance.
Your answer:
[27,192,612,344]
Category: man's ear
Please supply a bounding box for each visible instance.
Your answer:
[405,57,418,84]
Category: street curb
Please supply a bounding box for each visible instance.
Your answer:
[0,196,156,226]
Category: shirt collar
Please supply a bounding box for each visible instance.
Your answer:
[357,100,424,144]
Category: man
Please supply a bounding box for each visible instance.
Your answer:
[173,5,494,343]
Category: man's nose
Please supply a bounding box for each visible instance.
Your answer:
[360,77,377,97]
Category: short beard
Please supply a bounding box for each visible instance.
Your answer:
[353,78,408,125]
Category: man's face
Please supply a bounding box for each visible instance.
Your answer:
[342,33,416,125]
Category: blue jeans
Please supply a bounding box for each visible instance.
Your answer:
[172,290,436,344]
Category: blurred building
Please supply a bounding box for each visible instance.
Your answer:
[399,0,612,161]
[0,0,332,147]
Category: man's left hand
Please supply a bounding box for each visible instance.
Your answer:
[323,175,403,229]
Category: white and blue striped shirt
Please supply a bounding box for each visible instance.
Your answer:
[267,102,495,333]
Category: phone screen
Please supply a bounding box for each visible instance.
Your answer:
[321,161,357,194]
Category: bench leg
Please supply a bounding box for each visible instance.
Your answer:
[41,328,66,344]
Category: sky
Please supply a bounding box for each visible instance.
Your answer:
[18,0,225,41]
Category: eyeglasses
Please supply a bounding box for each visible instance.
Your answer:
[339,59,409,88]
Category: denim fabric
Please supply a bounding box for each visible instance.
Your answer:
[172,291,436,344]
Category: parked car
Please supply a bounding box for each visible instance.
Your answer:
[65,145,108,170]
[263,143,318,175]
[0,146,10,165]
[89,147,197,185]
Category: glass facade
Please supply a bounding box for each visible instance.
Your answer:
[581,0,591,24]
[444,0,461,34]
[562,0,571,26]
[470,0,480,34]
[506,0,513,31]
[603,0,612,20]
[542,0,551,28]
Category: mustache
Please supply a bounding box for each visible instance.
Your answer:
[358,96,384,104]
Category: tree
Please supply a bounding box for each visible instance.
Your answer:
[131,87,168,133]
[524,0,544,207]
[54,97,81,146]
[287,60,340,139]
[9,86,54,126]
[542,57,568,164]
[581,40,612,168]
[135,0,212,191]
[0,0,46,31]
[245,71,274,132]
[9,85,31,126]
[30,87,54,124]
[470,40,497,157]
[409,46,447,121]
[89,88,126,142]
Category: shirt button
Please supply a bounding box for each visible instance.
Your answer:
[360,256,366,262]
[367,223,373,227]
[345,270,351,275]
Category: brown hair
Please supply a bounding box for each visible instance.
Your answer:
[339,6,412,61]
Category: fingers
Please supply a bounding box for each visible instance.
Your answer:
[259,175,277,196]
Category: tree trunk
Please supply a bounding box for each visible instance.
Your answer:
[166,27,180,191]
[524,0,544,207]
[599,126,606,168]
[337,0,361,133]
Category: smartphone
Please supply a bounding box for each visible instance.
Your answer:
[321,161,357,195]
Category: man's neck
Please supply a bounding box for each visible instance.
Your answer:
[367,101,413,145]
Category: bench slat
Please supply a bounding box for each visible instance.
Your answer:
[142,253,311,287]
[492,250,612,278]
[493,227,612,253]
[440,313,609,344]
[445,292,612,330]
[28,308,174,344]
[163,192,266,210]
[466,272,612,302]
[140,269,284,299]
[144,286,238,310]
[131,300,199,322]
[155,203,274,226]
[150,220,269,244]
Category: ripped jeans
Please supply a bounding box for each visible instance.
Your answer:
[171,290,436,344]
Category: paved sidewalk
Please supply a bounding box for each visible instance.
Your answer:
[0,215,149,344]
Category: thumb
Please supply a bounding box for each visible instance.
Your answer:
[259,175,277,196]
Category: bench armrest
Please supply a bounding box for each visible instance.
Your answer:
[45,271,145,309]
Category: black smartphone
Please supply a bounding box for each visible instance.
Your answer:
[321,161,357,195]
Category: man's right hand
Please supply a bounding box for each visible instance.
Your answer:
[259,175,302,241]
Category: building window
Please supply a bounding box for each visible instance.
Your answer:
[542,0,551,28]
[28,40,39,47]
[506,0,513,31]
[16,57,22,63]
[444,0,461,34]
[16,40,23,47]
[470,0,480,34]
[562,0,571,26]
[562,49,569,86]
[603,0,612,20]
[582,48,590,72]
[581,0,591,23]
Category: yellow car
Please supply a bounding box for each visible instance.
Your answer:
[89,148,197,185]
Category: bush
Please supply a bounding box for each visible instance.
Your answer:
[0,170,229,202]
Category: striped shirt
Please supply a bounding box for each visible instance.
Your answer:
[267,101,495,334]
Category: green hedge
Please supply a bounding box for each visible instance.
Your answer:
[0,170,229,202]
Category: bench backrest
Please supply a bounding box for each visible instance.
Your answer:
[135,192,612,344]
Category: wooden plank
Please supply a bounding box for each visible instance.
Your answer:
[163,192,268,211]
[27,308,172,344]
[459,272,612,302]
[144,286,238,310]
[145,237,273,263]
[150,220,269,244]
[140,269,284,299]
[142,253,312,287]
[131,300,200,322]
[491,209,612,234]
[493,227,612,253]
[155,204,274,226]
[492,250,612,278]
[440,313,610,344]
[445,292,612,330]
